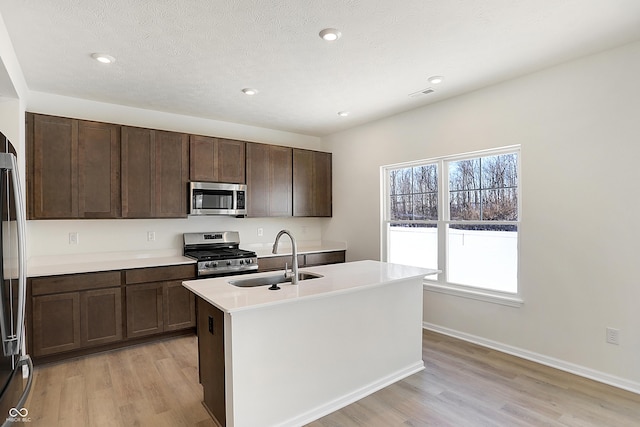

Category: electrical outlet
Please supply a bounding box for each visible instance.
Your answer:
[69,232,79,245]
[606,327,620,345]
[147,231,156,242]
[257,228,263,237]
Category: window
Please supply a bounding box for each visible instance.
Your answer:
[382,146,520,305]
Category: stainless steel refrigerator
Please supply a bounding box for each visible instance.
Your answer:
[0,132,32,426]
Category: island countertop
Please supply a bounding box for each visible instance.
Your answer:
[182,260,437,313]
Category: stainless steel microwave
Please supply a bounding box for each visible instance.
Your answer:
[189,182,247,216]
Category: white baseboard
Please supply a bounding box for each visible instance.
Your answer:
[423,322,640,396]
[282,361,425,427]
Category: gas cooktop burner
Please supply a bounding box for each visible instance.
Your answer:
[183,231,258,277]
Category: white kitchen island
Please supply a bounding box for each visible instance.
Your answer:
[182,260,436,427]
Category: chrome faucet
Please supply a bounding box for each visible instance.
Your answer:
[272,229,299,285]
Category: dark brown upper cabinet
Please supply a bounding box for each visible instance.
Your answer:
[293,149,332,217]
[246,143,292,217]
[190,135,245,183]
[121,126,188,218]
[27,113,120,219]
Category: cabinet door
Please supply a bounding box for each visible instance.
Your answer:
[293,149,332,217]
[217,138,245,184]
[293,149,314,216]
[155,130,189,217]
[32,293,81,356]
[314,151,332,217]
[246,143,270,217]
[78,120,121,218]
[190,136,246,184]
[126,283,163,338]
[28,114,77,219]
[270,145,293,216]
[121,126,155,217]
[246,143,292,217]
[80,288,123,347]
[190,135,216,181]
[163,281,195,331]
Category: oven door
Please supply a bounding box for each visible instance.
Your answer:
[190,182,247,216]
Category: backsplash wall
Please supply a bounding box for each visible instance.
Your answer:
[27,216,325,259]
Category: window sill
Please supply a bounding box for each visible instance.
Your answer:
[423,281,524,307]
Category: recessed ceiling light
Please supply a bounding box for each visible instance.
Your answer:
[241,88,258,95]
[428,76,444,84]
[319,28,342,42]
[91,53,115,64]
[337,111,350,117]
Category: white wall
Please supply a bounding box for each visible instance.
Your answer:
[322,39,640,391]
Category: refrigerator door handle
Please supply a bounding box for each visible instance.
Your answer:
[0,153,27,356]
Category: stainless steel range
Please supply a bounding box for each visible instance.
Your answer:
[183,231,258,277]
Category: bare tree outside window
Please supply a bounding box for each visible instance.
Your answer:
[385,148,519,294]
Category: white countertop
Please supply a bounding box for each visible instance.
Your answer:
[27,249,196,277]
[183,260,437,313]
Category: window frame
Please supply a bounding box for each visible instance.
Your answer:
[381,145,523,307]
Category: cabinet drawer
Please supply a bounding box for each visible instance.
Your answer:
[125,264,196,285]
[31,271,121,296]
[304,251,345,266]
[257,255,304,272]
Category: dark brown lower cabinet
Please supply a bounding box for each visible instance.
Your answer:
[258,250,345,272]
[28,264,196,362]
[30,271,122,358]
[164,281,196,331]
[197,296,226,427]
[80,287,123,347]
[124,265,196,338]
[125,282,164,338]
[32,292,81,356]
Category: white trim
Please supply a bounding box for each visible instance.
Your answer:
[278,362,425,427]
[423,323,640,396]
[424,282,524,307]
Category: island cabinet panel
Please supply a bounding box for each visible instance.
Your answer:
[197,297,226,427]
[293,149,332,217]
[27,113,121,219]
[29,271,121,358]
[190,135,246,183]
[121,126,189,218]
[246,143,292,217]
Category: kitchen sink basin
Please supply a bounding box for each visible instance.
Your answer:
[228,272,323,288]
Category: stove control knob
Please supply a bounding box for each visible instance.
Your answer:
[239,260,244,265]
[226,261,232,266]
[246,259,252,264]
[212,261,218,268]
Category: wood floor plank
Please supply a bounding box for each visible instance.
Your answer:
[21,330,640,426]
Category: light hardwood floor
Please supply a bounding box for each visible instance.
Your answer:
[22,330,640,426]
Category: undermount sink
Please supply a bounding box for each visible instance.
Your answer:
[228,272,323,288]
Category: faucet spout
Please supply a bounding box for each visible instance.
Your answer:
[272,229,299,285]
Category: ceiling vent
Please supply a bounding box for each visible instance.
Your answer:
[409,88,435,98]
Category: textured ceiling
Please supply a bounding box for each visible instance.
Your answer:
[1,0,640,136]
